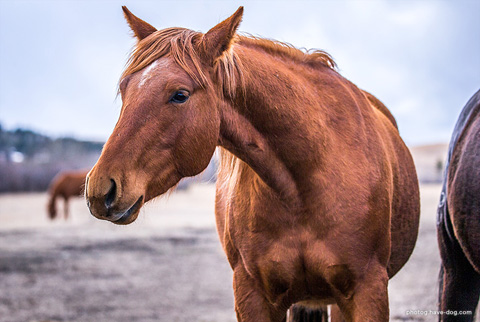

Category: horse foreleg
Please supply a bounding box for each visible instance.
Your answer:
[333,262,389,322]
[233,265,286,322]
[331,304,346,322]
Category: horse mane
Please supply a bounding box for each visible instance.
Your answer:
[217,147,248,207]
[120,28,336,98]
[237,35,336,70]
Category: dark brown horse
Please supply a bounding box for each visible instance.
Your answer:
[47,169,88,219]
[85,7,420,321]
[437,89,480,321]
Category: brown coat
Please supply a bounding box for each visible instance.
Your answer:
[86,7,420,322]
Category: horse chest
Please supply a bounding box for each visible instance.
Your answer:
[217,164,366,304]
[228,225,354,304]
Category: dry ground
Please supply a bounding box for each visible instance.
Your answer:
[0,184,476,322]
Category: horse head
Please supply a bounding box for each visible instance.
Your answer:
[85,7,243,224]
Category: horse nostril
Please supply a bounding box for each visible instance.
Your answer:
[104,179,117,209]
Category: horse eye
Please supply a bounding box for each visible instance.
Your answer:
[170,90,190,104]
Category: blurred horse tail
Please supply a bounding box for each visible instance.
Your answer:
[47,169,88,220]
[437,89,480,321]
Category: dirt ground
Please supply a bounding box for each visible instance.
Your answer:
[0,184,476,322]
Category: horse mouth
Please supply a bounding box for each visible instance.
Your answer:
[110,196,144,225]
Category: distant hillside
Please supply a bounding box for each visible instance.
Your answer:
[0,125,103,192]
[0,126,103,160]
[0,124,446,193]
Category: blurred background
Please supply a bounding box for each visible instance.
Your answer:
[0,0,479,321]
[1,0,479,188]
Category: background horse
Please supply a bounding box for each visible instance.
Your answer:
[437,89,480,321]
[86,7,420,321]
[47,169,88,220]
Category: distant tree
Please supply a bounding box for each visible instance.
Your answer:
[436,159,444,176]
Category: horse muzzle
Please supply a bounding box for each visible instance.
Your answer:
[85,174,144,225]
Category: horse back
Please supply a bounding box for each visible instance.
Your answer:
[48,170,88,198]
[362,90,398,130]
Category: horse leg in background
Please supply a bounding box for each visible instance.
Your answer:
[63,197,69,220]
[438,217,480,322]
[47,193,57,220]
[288,304,328,322]
[233,265,287,322]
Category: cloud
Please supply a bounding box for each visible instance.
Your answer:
[0,0,479,146]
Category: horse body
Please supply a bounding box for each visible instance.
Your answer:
[215,44,419,320]
[86,7,420,321]
[438,89,480,321]
[47,170,88,219]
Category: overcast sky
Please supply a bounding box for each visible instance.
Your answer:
[0,0,479,146]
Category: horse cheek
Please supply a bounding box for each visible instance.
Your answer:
[173,110,219,177]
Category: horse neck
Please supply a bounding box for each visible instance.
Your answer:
[219,102,302,208]
[217,46,348,208]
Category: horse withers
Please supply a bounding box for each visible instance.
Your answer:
[437,89,480,321]
[47,169,88,220]
[85,7,420,321]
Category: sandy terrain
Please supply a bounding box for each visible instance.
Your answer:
[0,183,477,321]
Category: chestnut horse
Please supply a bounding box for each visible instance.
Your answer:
[86,7,420,322]
[437,89,480,321]
[47,169,88,220]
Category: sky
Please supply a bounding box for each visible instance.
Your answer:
[0,0,479,146]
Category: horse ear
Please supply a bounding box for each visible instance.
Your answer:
[201,6,244,64]
[122,6,157,41]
